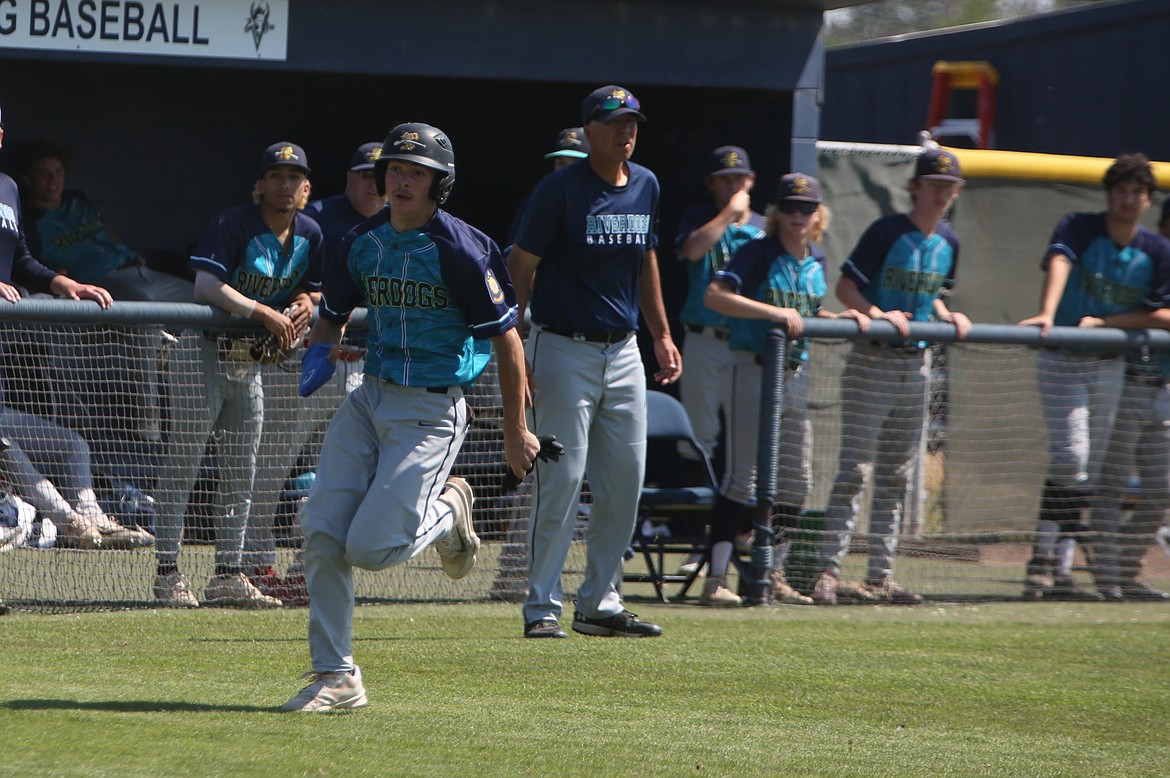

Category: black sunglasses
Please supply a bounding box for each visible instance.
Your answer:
[778,201,818,215]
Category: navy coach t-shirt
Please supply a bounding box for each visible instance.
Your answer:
[515,160,659,334]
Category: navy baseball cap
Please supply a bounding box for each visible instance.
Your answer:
[261,142,310,175]
[915,148,964,182]
[349,142,382,171]
[545,127,590,160]
[709,146,754,177]
[581,85,645,124]
[774,172,821,204]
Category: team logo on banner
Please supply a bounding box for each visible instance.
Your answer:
[245,2,275,54]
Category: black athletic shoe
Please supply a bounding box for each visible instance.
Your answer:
[1046,574,1104,602]
[571,609,662,638]
[1097,585,1125,602]
[1120,579,1170,601]
[524,618,568,639]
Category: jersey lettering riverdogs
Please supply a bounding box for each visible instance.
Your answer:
[322,207,517,388]
[716,235,827,359]
[516,159,659,333]
[0,201,17,233]
[881,265,948,297]
[842,212,958,327]
[189,203,322,310]
[1045,212,1170,325]
[586,213,651,245]
[362,276,449,309]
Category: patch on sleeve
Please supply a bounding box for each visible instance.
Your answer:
[485,270,506,304]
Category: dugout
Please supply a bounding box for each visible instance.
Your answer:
[0,0,864,316]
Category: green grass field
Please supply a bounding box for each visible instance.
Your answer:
[2,600,1169,777]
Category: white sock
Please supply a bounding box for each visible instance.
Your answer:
[1056,537,1077,576]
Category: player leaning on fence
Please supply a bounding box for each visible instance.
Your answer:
[811,147,972,606]
[703,173,869,608]
[150,141,322,610]
[283,123,539,712]
[1019,153,1170,601]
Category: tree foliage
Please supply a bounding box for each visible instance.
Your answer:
[825,0,1106,47]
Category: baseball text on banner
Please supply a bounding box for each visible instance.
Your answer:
[0,0,289,60]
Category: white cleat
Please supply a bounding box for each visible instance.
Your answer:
[435,477,478,579]
[204,572,282,609]
[153,572,199,608]
[281,666,369,712]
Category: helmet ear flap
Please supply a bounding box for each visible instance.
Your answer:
[430,173,454,205]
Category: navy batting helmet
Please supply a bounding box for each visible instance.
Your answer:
[374,122,456,205]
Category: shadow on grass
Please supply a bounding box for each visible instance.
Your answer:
[187,635,430,643]
[2,699,282,714]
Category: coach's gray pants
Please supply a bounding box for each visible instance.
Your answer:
[523,328,646,625]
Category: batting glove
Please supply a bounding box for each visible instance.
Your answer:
[299,343,336,397]
[501,434,565,492]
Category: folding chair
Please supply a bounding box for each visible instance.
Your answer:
[622,391,718,602]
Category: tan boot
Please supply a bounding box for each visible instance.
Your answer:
[700,576,742,607]
[771,569,813,605]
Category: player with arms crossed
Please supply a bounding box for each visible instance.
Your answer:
[283,123,539,712]
[510,85,682,639]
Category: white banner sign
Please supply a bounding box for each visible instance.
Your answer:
[0,0,289,60]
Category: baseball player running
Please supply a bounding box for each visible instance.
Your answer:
[704,173,868,607]
[282,123,538,712]
[1019,153,1170,600]
[811,148,971,606]
[509,85,681,639]
[152,141,322,609]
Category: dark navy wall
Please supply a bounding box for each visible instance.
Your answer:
[0,61,792,273]
[822,0,1170,160]
[0,0,822,260]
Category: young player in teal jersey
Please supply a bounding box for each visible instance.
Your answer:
[675,146,766,459]
[152,142,321,610]
[705,173,868,607]
[811,148,971,606]
[283,123,538,712]
[1019,153,1170,600]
